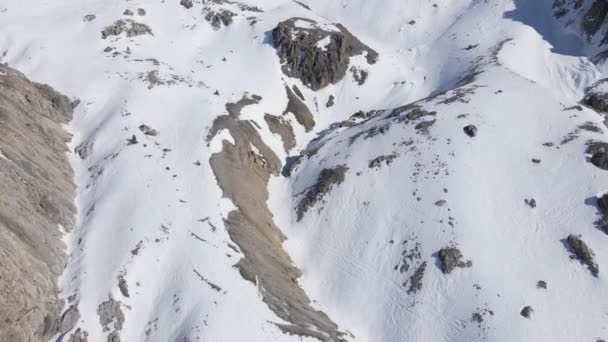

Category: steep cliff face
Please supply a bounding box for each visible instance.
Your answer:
[0,63,76,341]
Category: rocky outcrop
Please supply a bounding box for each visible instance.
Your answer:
[566,234,599,277]
[207,96,345,341]
[97,295,124,341]
[582,91,608,112]
[101,19,153,39]
[582,0,608,39]
[264,113,296,152]
[272,18,378,90]
[437,248,472,274]
[296,165,348,221]
[284,86,315,132]
[0,64,76,341]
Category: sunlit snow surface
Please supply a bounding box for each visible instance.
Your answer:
[2,0,608,341]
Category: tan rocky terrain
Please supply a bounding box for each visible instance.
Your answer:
[0,63,76,341]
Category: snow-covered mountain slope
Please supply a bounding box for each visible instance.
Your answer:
[2,0,608,341]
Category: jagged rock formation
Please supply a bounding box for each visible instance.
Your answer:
[438,248,472,274]
[101,19,152,39]
[207,96,344,341]
[0,64,76,341]
[272,18,378,90]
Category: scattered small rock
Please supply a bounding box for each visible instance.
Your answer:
[536,280,547,289]
[59,305,81,335]
[83,14,96,22]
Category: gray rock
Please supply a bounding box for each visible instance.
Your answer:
[591,150,608,170]
[101,19,153,39]
[97,296,125,331]
[566,234,599,277]
[520,306,533,319]
[264,114,296,152]
[438,247,472,274]
[123,9,134,16]
[283,86,315,132]
[536,280,547,289]
[525,198,537,208]
[127,135,138,145]
[272,18,377,90]
[118,276,129,298]
[435,200,447,207]
[463,124,477,137]
[59,305,80,335]
[83,14,96,22]
[0,64,76,341]
[67,328,89,342]
[326,95,335,108]
[180,0,193,9]
[296,166,349,221]
[368,154,397,169]
[137,8,146,16]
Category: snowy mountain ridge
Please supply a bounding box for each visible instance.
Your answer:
[2,0,608,341]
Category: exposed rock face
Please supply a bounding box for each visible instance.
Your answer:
[264,113,296,152]
[582,0,608,39]
[97,295,124,340]
[272,18,378,90]
[296,165,348,221]
[101,19,152,39]
[207,96,345,341]
[582,91,608,112]
[180,0,193,9]
[283,86,315,132]
[0,64,76,341]
[566,234,599,277]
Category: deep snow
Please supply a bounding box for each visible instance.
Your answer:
[2,0,608,341]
